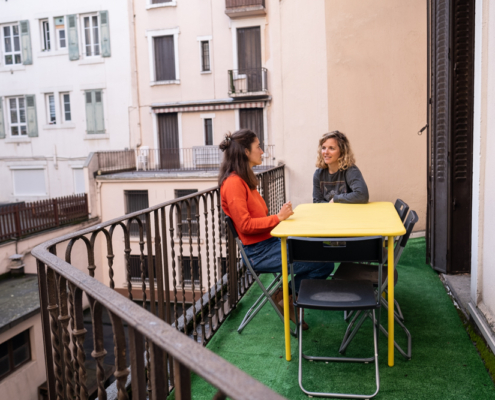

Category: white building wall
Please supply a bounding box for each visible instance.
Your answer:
[0,1,135,203]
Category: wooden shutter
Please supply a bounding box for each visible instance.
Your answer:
[0,98,5,139]
[237,27,262,91]
[25,95,38,137]
[239,108,264,150]
[85,91,95,134]
[19,20,32,65]
[99,11,111,57]
[158,113,180,168]
[154,36,176,81]
[67,15,79,61]
[94,91,105,133]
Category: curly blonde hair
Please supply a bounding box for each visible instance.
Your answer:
[315,131,356,170]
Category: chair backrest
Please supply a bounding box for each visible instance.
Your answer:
[225,215,239,240]
[394,199,409,222]
[288,236,384,264]
[399,210,418,249]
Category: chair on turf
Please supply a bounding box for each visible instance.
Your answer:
[225,216,296,335]
[288,236,384,399]
[333,210,419,359]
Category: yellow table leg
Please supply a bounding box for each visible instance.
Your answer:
[281,237,291,361]
[388,235,395,367]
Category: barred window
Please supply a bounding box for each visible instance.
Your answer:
[175,189,198,237]
[128,254,156,281]
[125,190,149,237]
[180,256,200,285]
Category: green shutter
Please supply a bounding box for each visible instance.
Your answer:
[26,95,38,137]
[20,20,32,65]
[85,91,95,134]
[67,15,79,61]
[0,98,5,139]
[94,91,105,133]
[99,11,111,57]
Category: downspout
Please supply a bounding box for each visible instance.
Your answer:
[131,0,143,148]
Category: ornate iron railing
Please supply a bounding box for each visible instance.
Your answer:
[33,166,286,400]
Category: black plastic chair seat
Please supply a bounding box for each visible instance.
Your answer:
[333,263,399,286]
[295,279,380,311]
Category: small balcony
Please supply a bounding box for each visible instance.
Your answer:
[225,0,266,19]
[93,145,275,176]
[228,68,268,98]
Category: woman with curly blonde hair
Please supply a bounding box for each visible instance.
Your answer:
[313,130,369,204]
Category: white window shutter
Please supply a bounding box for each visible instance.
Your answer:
[67,15,80,61]
[26,95,38,137]
[85,91,95,134]
[20,20,32,65]
[94,91,105,133]
[99,11,111,57]
[0,98,5,139]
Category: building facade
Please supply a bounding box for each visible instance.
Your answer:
[0,1,137,204]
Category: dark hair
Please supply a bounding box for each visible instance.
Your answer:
[218,129,258,189]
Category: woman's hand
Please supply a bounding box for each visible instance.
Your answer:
[277,201,294,221]
[329,198,334,203]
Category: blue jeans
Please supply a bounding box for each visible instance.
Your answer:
[243,237,334,293]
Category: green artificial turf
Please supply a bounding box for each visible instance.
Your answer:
[190,238,495,399]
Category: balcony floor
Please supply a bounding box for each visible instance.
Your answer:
[190,238,495,399]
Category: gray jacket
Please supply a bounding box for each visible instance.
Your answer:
[313,165,369,204]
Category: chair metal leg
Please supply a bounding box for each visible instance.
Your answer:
[339,311,369,355]
[298,308,380,399]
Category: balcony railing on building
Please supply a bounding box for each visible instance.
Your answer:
[228,68,268,98]
[225,0,266,18]
[32,166,286,399]
[95,145,275,175]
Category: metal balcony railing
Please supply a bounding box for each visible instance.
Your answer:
[228,68,268,97]
[32,166,287,399]
[226,0,265,7]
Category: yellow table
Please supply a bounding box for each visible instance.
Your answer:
[271,202,406,366]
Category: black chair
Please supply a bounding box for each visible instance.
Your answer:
[394,199,409,222]
[288,236,384,399]
[334,210,419,359]
[224,216,296,335]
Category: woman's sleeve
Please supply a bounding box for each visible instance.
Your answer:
[224,180,279,235]
[333,166,369,204]
[313,170,326,203]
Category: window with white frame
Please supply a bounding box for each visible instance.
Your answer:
[85,90,105,134]
[12,168,46,196]
[40,19,51,51]
[61,93,71,122]
[45,93,56,124]
[81,14,100,57]
[54,17,66,49]
[147,28,180,83]
[204,118,213,145]
[7,97,27,136]
[200,41,210,72]
[2,24,22,65]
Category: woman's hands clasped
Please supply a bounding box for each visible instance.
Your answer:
[277,201,294,222]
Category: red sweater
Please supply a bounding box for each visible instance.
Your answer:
[221,173,280,245]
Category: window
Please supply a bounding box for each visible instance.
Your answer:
[204,118,213,145]
[12,168,46,196]
[54,17,66,49]
[129,255,156,281]
[85,90,104,134]
[175,189,199,237]
[154,36,175,81]
[45,94,56,124]
[61,93,71,122]
[8,97,27,136]
[41,20,51,51]
[0,330,31,381]
[201,40,210,72]
[2,24,22,65]
[125,190,149,237]
[179,256,200,285]
[82,15,100,57]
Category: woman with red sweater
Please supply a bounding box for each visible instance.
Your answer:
[219,129,334,329]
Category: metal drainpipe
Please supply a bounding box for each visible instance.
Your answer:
[131,0,143,148]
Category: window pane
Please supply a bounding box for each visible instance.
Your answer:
[201,41,210,71]
[64,94,71,121]
[154,36,176,81]
[0,341,10,378]
[13,34,20,53]
[42,21,50,50]
[95,91,101,102]
[11,126,19,136]
[5,55,12,65]
[9,99,18,123]
[49,95,56,123]
[4,26,11,52]
[59,30,66,48]
[92,16,100,56]
[20,126,27,136]
[86,92,92,104]
[14,54,21,64]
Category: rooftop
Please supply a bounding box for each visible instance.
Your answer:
[0,274,39,334]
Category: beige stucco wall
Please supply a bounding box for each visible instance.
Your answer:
[0,314,44,400]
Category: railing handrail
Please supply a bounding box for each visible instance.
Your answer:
[32,166,286,399]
